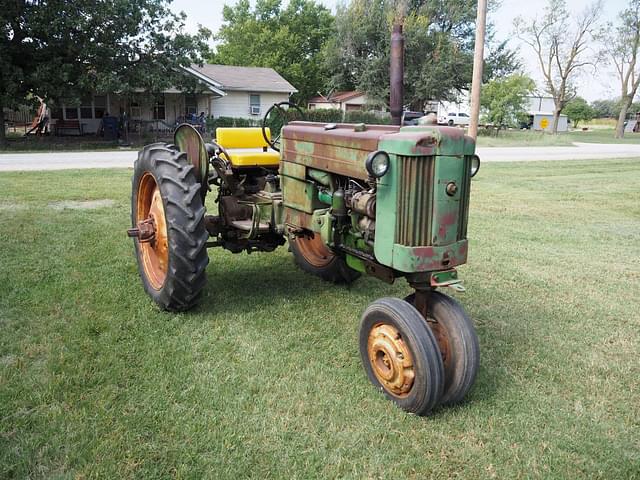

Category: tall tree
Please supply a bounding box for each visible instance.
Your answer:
[0,0,209,146]
[601,0,640,138]
[324,0,519,111]
[514,0,601,134]
[480,74,535,129]
[211,0,334,103]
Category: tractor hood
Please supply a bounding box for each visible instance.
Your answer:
[281,121,475,180]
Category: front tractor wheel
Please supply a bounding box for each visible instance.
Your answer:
[405,291,479,406]
[289,232,360,284]
[359,297,444,415]
[130,143,209,311]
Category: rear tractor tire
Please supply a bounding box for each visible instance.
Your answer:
[131,143,209,311]
[289,232,360,284]
[359,297,444,415]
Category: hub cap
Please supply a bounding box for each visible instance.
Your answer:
[367,323,415,397]
[135,173,169,290]
[294,233,334,268]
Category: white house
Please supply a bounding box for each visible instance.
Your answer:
[50,64,297,134]
[307,91,369,112]
[185,64,298,119]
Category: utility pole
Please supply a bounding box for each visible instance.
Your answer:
[468,0,488,140]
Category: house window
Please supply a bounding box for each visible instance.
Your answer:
[80,96,93,119]
[94,96,106,118]
[153,96,165,120]
[185,95,198,116]
[65,107,79,120]
[249,94,260,115]
[51,108,63,120]
[130,102,141,119]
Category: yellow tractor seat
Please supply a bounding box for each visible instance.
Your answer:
[215,127,280,168]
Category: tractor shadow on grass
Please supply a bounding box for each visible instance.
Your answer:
[197,252,388,318]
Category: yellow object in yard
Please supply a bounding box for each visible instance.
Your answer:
[215,127,280,168]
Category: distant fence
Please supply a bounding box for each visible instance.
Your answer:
[3,106,37,133]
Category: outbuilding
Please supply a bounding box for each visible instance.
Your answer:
[530,112,569,132]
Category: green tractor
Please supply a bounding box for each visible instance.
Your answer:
[128,102,481,415]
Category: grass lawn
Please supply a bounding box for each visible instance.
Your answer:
[476,128,640,147]
[1,159,639,478]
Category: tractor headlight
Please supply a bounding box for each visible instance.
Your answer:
[470,155,481,177]
[365,150,390,178]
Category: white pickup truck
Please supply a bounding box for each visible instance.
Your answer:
[438,112,470,126]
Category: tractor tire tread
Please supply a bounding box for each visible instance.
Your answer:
[132,143,209,312]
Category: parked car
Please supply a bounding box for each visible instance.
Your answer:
[438,112,470,126]
[402,111,425,125]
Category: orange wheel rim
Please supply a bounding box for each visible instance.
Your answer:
[367,323,415,397]
[294,233,334,268]
[136,173,168,290]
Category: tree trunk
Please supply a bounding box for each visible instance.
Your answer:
[615,99,631,139]
[552,109,560,135]
[0,103,6,148]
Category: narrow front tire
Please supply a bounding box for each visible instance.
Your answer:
[359,297,444,415]
[405,291,479,405]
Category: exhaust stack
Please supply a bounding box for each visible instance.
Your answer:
[390,23,404,126]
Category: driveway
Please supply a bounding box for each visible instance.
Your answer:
[1,142,639,172]
[0,150,137,171]
[476,142,640,162]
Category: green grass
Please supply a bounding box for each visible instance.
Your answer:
[476,130,575,147]
[567,128,640,144]
[1,160,639,478]
[476,127,640,147]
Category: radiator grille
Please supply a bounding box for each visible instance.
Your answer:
[395,155,435,246]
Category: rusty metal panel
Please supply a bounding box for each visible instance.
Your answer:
[283,207,313,229]
[281,122,401,180]
[280,161,306,180]
[281,175,317,214]
[391,240,468,273]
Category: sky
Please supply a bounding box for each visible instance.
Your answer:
[171,0,625,102]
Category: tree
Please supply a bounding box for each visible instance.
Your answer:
[591,99,621,118]
[211,0,334,103]
[601,0,640,138]
[0,1,209,146]
[564,96,594,128]
[480,74,535,129]
[514,0,602,134]
[324,0,520,111]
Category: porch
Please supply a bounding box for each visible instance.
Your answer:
[50,92,217,137]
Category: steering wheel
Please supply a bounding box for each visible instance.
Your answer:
[261,101,305,152]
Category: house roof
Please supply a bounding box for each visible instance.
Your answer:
[188,64,297,94]
[308,91,364,103]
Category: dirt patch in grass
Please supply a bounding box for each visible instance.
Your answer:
[48,199,116,210]
[0,202,28,211]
